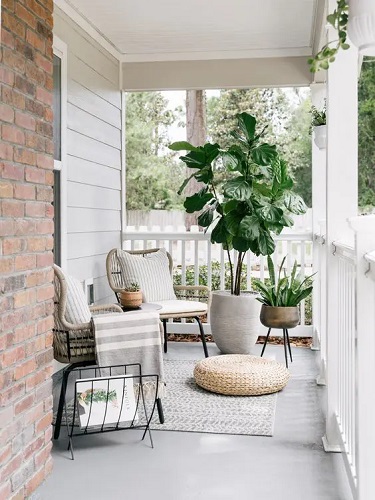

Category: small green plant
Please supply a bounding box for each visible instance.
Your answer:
[124,282,141,292]
[311,104,326,128]
[252,256,314,307]
[308,0,350,73]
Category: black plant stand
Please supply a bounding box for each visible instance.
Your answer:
[260,327,293,368]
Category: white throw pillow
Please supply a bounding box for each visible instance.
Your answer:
[116,248,176,303]
[54,265,92,324]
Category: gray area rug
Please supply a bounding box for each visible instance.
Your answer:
[151,359,277,437]
[54,359,278,437]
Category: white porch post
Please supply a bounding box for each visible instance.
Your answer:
[310,84,327,380]
[323,3,359,450]
[349,216,375,499]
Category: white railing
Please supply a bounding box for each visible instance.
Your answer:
[332,240,357,488]
[123,226,314,337]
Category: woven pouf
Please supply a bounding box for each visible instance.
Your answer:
[194,355,290,396]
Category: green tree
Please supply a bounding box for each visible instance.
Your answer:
[125,92,184,210]
[358,58,375,209]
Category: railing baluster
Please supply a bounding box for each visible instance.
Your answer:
[300,240,306,326]
[194,239,199,286]
[207,240,212,290]
[181,240,186,286]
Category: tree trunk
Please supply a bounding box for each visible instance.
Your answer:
[185,90,206,229]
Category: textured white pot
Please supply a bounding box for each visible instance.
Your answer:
[348,0,375,56]
[313,125,326,150]
[210,291,261,354]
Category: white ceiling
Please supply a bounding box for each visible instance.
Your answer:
[65,0,321,62]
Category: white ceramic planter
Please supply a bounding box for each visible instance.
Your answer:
[313,125,326,150]
[348,0,375,56]
[210,291,261,354]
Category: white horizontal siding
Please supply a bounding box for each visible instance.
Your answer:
[68,207,121,233]
[68,183,121,210]
[67,103,121,149]
[68,80,121,128]
[67,156,121,190]
[67,130,121,169]
[68,232,121,260]
[54,8,123,306]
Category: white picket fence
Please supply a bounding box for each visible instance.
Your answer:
[123,226,314,337]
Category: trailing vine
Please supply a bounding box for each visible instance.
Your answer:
[308,0,350,72]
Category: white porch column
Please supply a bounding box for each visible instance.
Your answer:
[324,2,359,450]
[349,215,375,499]
[310,83,327,369]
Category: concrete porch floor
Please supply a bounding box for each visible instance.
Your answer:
[39,343,352,500]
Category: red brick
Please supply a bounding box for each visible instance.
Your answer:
[14,75,36,97]
[25,370,45,392]
[2,46,26,74]
[24,401,44,427]
[36,412,52,434]
[36,219,53,235]
[25,201,45,217]
[1,162,23,181]
[44,107,53,123]
[45,203,54,218]
[1,28,15,49]
[0,256,14,274]
[1,200,24,218]
[25,131,45,152]
[15,3,37,29]
[14,219,36,236]
[25,167,45,183]
[23,436,44,462]
[26,237,46,252]
[2,0,14,11]
[14,324,35,344]
[0,143,14,161]
[0,346,25,369]
[26,29,45,52]
[14,183,35,200]
[35,442,52,469]
[36,86,52,106]
[14,148,36,166]
[36,153,53,170]
[0,67,14,86]
[14,359,37,381]
[36,120,53,138]
[0,104,14,123]
[0,181,13,198]
[14,254,36,272]
[2,238,26,255]
[2,125,25,145]
[36,185,53,202]
[14,393,35,415]
[2,87,26,110]
[24,467,44,498]
[25,61,46,86]
[25,335,45,356]
[0,381,25,407]
[13,288,36,308]
[45,170,54,186]
[0,453,23,482]
[15,111,36,131]
[36,284,54,302]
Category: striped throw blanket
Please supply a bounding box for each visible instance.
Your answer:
[92,311,164,398]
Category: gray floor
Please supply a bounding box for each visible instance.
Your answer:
[39,343,352,500]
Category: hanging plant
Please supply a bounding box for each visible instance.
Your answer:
[309,0,350,72]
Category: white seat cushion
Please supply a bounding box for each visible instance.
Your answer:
[154,300,207,316]
[116,248,176,302]
[55,265,91,325]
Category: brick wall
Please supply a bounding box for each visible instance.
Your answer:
[0,0,55,498]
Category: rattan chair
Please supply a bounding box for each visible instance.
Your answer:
[106,248,211,357]
[53,264,165,439]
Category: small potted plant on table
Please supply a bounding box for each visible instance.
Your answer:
[120,282,142,309]
[252,256,314,367]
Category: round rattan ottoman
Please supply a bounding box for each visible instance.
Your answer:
[194,354,290,396]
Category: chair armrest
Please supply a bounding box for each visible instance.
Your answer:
[173,285,211,313]
[90,304,123,314]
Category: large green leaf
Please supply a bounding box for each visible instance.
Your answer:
[223,177,252,201]
[223,199,238,214]
[232,236,252,252]
[184,189,213,213]
[197,207,214,227]
[177,172,196,195]
[222,152,241,172]
[224,211,243,236]
[253,182,272,197]
[284,192,307,214]
[195,166,213,184]
[211,217,230,244]
[267,255,275,286]
[203,143,220,163]
[169,141,200,152]
[179,150,206,169]
[252,144,278,166]
[238,215,260,240]
[258,204,283,223]
[258,228,276,255]
[237,113,256,142]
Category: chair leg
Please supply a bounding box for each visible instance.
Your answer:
[195,316,209,358]
[156,398,164,424]
[261,328,271,357]
[162,319,168,354]
[54,364,75,440]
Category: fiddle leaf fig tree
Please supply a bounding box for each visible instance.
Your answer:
[169,112,306,296]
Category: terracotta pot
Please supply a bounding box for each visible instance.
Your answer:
[120,290,142,309]
[210,291,261,354]
[260,305,300,329]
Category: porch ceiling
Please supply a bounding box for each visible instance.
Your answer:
[59,0,326,89]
